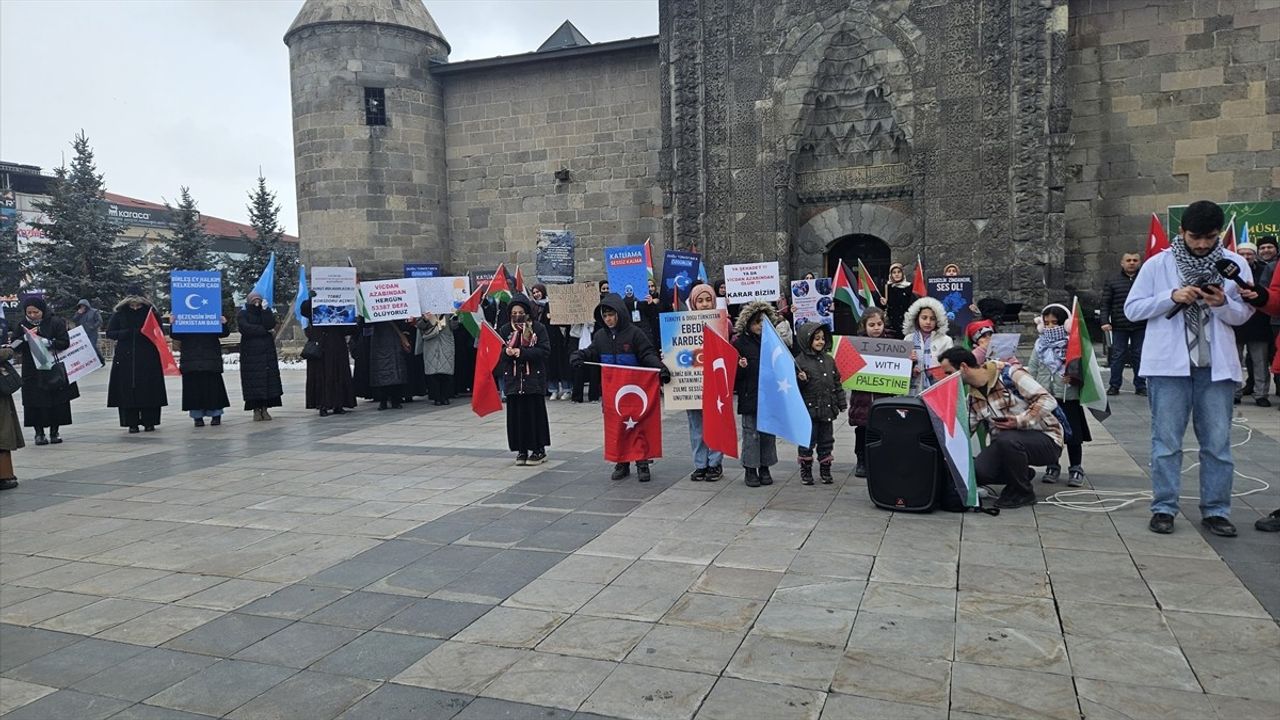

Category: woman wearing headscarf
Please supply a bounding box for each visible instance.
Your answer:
[301,300,357,417]
[172,314,231,427]
[107,291,167,432]
[1,343,22,490]
[417,311,456,405]
[497,294,552,465]
[881,263,917,340]
[16,297,80,444]
[236,291,283,420]
[368,318,410,410]
[530,283,571,400]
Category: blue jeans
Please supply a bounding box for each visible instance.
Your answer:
[686,410,723,469]
[188,409,223,419]
[1108,328,1146,391]
[1148,368,1234,518]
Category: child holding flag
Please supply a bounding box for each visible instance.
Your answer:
[848,308,892,478]
[686,283,725,482]
[794,322,846,485]
[1027,304,1091,486]
[903,297,953,394]
[733,301,790,487]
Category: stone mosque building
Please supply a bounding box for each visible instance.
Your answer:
[285,0,1277,308]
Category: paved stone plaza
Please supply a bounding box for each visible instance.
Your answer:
[1,369,1277,719]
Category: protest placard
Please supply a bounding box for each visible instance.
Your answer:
[928,275,975,330]
[417,276,471,315]
[312,267,358,325]
[545,283,599,326]
[834,335,912,395]
[660,251,700,307]
[359,278,421,322]
[724,262,780,302]
[659,309,730,410]
[62,325,103,384]
[536,229,576,284]
[404,263,442,278]
[170,270,222,333]
[790,278,834,330]
[987,332,1021,363]
[604,245,651,301]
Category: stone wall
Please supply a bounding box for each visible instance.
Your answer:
[1065,0,1279,300]
[438,45,663,281]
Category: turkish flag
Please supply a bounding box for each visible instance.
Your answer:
[1144,212,1170,260]
[912,255,927,298]
[701,325,739,458]
[472,323,504,417]
[141,310,180,376]
[601,364,662,463]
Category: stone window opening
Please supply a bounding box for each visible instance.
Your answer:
[364,87,387,126]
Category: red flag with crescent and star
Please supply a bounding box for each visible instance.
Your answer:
[701,325,739,458]
[471,323,505,418]
[141,310,181,376]
[601,364,663,463]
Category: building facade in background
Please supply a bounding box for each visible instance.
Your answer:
[286,0,1277,307]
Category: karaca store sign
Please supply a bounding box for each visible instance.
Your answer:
[100,201,191,230]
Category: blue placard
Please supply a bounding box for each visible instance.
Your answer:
[927,275,975,332]
[404,263,442,278]
[660,250,700,307]
[604,245,651,301]
[171,270,222,333]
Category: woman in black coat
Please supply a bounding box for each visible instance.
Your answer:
[350,318,373,400]
[497,294,552,465]
[107,294,167,432]
[236,292,283,420]
[368,320,410,410]
[172,316,230,427]
[17,297,80,444]
[301,301,356,416]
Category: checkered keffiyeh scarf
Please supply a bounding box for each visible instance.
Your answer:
[1170,237,1223,366]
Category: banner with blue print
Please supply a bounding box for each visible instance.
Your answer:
[170,270,222,333]
[604,245,651,301]
[660,250,701,308]
[659,309,728,410]
[404,263,442,278]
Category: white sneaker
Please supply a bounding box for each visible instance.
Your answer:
[977,486,995,500]
[559,391,572,401]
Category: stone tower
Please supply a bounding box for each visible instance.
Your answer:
[284,0,450,277]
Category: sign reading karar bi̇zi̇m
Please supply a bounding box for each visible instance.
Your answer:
[724,262,780,303]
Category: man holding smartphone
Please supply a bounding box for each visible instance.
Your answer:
[1124,200,1256,537]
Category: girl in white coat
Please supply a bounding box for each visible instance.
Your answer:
[903,296,954,394]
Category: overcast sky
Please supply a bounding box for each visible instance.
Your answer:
[0,0,657,232]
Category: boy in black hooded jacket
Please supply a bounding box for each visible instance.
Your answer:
[571,293,669,481]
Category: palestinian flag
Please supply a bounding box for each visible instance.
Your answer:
[487,263,513,303]
[1144,212,1169,260]
[513,266,526,294]
[643,238,656,282]
[855,260,879,309]
[831,335,867,390]
[919,372,978,508]
[23,326,57,370]
[912,255,927,297]
[458,284,487,339]
[832,260,864,320]
[1221,215,1237,253]
[1067,296,1111,421]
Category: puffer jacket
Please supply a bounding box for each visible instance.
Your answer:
[903,296,954,393]
[496,294,551,396]
[417,315,457,375]
[732,301,790,416]
[1099,270,1143,332]
[794,322,846,422]
[571,294,662,370]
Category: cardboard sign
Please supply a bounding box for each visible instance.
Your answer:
[660,309,730,410]
[927,275,975,331]
[62,325,103,384]
[312,267,358,326]
[987,332,1021,363]
[417,276,472,315]
[359,278,421,322]
[170,270,222,333]
[660,251,700,308]
[536,229,576,284]
[604,245,651,301]
[837,336,912,395]
[404,263,442,278]
[790,278,834,330]
[545,283,600,326]
[725,262,780,302]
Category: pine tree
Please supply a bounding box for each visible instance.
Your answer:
[150,187,213,305]
[233,175,297,308]
[0,214,24,293]
[29,131,142,311]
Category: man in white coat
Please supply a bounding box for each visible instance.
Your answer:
[1125,200,1256,537]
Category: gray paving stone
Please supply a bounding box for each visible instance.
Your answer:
[956,590,1060,632]
[305,560,402,590]
[72,648,217,702]
[334,683,472,720]
[950,662,1080,720]
[0,624,81,673]
[858,582,955,621]
[105,704,218,720]
[0,689,131,720]
[374,597,492,639]
[453,696,574,720]
[845,612,955,661]
[350,539,441,567]
[233,621,363,668]
[624,625,745,675]
[144,659,296,717]
[954,623,1070,675]
[162,612,292,657]
[725,634,842,691]
[0,678,56,716]
[453,607,568,649]
[541,555,633,585]
[504,577,605,613]
[578,584,684,623]
[1065,634,1200,691]
[579,663,715,720]
[226,670,378,720]
[830,649,950,710]
[538,616,653,661]
[481,652,616,711]
[303,591,418,630]
[1056,600,1178,646]
[366,562,467,597]
[695,677,824,720]
[395,641,527,695]
[1182,647,1279,701]
[689,566,782,600]
[1074,678,1217,720]
[237,584,350,619]
[819,693,945,720]
[431,571,536,604]
[311,630,440,681]
[7,637,149,687]
[752,601,856,648]
[660,592,763,634]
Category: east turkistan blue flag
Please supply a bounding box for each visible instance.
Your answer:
[250,252,276,307]
[293,264,309,329]
[698,257,710,285]
[757,319,812,448]
[1238,220,1250,250]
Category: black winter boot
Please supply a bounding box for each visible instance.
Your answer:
[637,461,651,483]
[799,460,814,485]
[758,466,774,486]
[611,462,630,481]
[744,467,761,487]
[819,461,834,484]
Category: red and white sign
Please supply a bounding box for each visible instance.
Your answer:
[724,262,780,302]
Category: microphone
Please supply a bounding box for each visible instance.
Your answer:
[1164,271,1215,319]
[1214,258,1249,288]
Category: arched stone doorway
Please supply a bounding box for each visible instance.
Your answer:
[826,233,891,335]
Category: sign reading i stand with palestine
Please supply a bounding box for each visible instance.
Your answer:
[169,270,222,333]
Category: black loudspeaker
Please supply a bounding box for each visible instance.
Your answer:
[865,397,946,512]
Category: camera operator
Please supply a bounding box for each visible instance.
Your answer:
[1124,200,1256,538]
